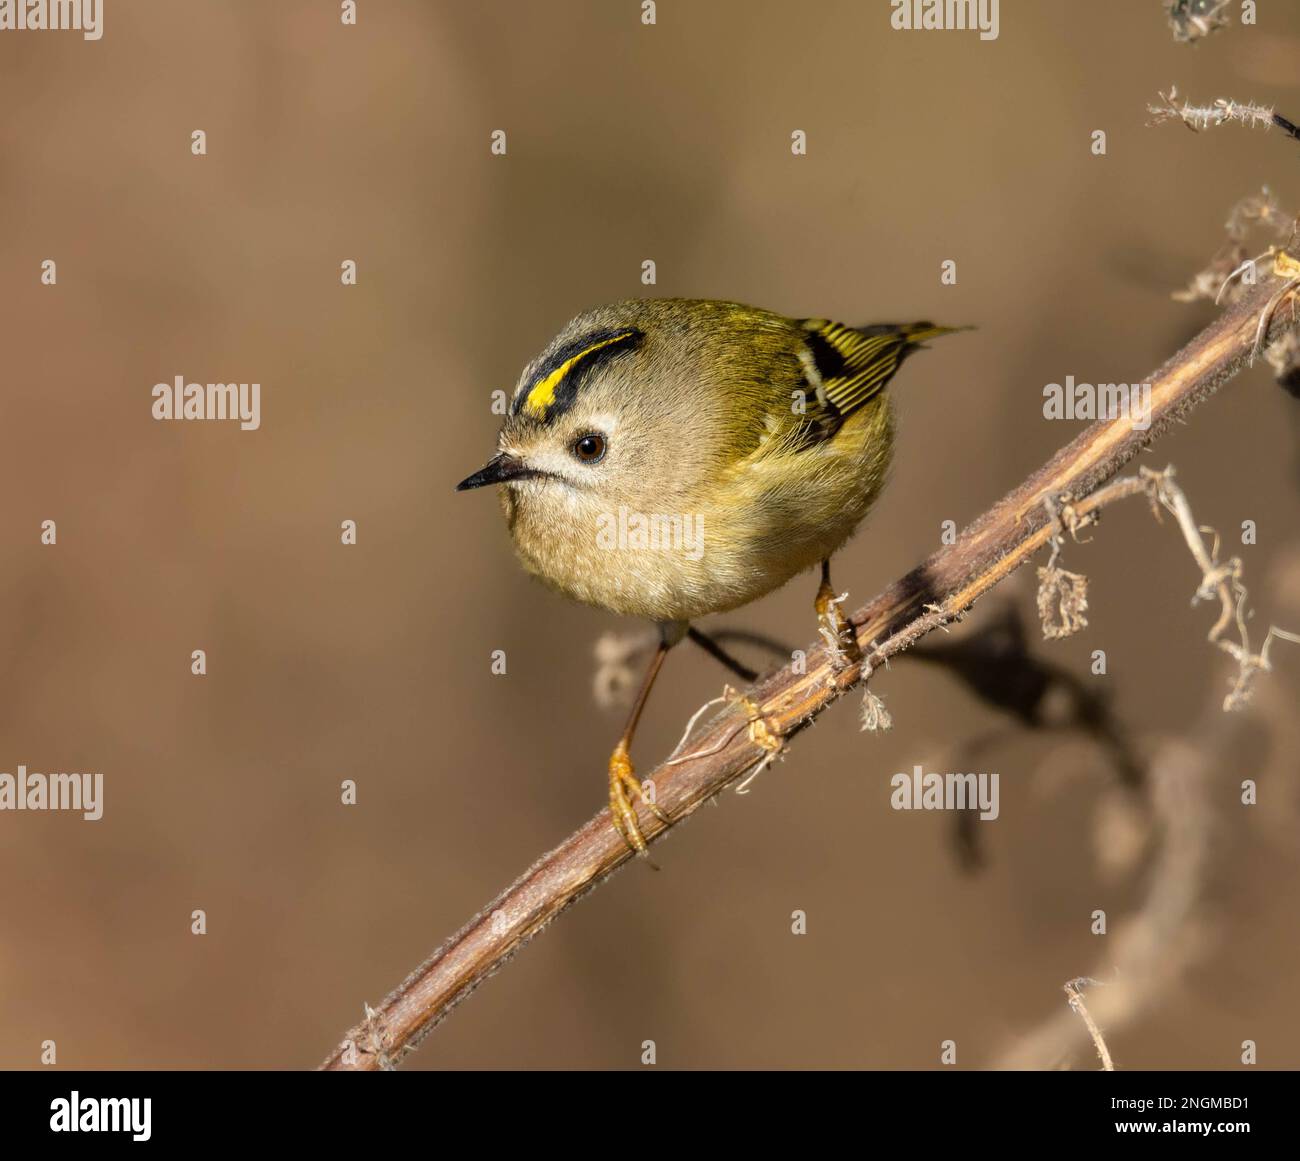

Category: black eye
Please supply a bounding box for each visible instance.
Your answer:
[572,433,607,464]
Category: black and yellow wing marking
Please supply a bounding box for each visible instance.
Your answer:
[799,319,958,430]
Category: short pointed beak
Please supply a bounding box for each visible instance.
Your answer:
[455,453,536,492]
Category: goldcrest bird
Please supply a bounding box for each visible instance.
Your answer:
[457,298,965,854]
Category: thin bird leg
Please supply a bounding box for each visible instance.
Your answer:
[1252,274,1300,361]
[687,626,759,682]
[815,558,862,672]
[608,639,672,856]
[708,627,797,660]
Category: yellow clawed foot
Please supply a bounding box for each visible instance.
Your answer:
[816,566,863,674]
[608,742,668,857]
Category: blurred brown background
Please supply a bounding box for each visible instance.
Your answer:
[2,0,1299,1070]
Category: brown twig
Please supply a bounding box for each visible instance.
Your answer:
[996,706,1222,1070]
[319,267,1299,1071]
[997,548,1300,1070]
[1148,86,1280,134]
[1064,978,1116,1071]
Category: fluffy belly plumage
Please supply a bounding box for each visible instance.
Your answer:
[508,400,893,623]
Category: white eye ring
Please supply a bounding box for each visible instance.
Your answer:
[572,433,607,464]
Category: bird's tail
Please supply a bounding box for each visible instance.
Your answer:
[859,321,973,346]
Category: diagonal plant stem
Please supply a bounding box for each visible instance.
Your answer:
[1064,978,1116,1071]
[319,267,1299,1071]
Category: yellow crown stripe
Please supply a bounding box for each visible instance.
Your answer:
[522,331,635,418]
